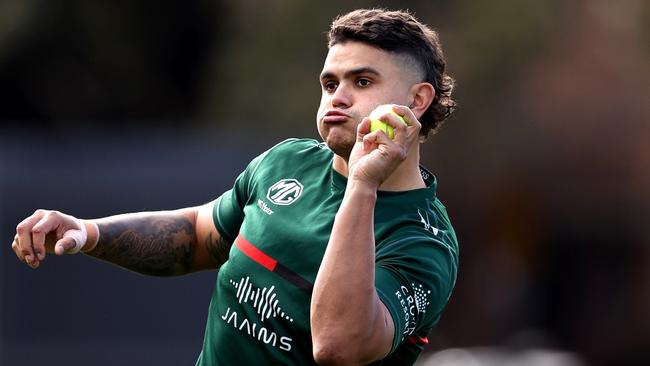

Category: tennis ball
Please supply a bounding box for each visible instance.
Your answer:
[369,104,407,139]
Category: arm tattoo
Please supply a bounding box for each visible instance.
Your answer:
[88,214,195,276]
[205,232,231,267]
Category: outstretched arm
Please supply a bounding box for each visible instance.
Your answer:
[86,202,228,275]
[11,200,229,276]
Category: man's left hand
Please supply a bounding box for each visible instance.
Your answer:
[347,105,422,189]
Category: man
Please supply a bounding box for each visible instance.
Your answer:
[11,8,458,365]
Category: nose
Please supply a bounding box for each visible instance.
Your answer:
[330,82,352,109]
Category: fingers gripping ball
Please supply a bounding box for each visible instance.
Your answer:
[369,104,407,139]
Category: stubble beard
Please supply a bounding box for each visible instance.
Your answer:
[324,130,355,161]
[328,141,353,161]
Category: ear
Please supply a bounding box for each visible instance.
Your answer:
[408,82,435,120]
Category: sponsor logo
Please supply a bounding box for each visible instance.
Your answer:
[394,282,431,340]
[221,307,293,352]
[418,209,439,235]
[258,199,274,215]
[230,277,293,322]
[413,283,432,313]
[267,179,304,206]
[220,276,295,352]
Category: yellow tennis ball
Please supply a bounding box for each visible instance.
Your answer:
[369,104,407,139]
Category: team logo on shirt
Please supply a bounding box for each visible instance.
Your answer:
[418,209,439,235]
[267,179,303,205]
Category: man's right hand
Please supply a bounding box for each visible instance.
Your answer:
[11,210,97,269]
[11,201,228,275]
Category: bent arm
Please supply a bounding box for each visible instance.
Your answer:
[310,181,394,365]
[85,200,228,276]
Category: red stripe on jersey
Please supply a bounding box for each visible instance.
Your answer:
[407,335,429,345]
[235,235,278,271]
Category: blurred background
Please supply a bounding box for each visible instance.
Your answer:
[1,0,648,365]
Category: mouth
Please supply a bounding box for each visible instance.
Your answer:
[321,110,351,124]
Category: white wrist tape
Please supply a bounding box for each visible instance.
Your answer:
[63,222,88,254]
[83,221,100,253]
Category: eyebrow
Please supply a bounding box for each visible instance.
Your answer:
[320,67,382,81]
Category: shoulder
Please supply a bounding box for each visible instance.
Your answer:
[429,197,459,261]
[254,138,331,169]
[266,138,330,156]
[245,138,323,170]
[376,194,459,266]
[243,138,332,186]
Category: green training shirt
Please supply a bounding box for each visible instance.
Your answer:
[196,138,458,365]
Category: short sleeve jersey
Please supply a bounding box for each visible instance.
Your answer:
[196,139,459,365]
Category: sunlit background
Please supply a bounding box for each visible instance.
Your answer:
[1,0,648,365]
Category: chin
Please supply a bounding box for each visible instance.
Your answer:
[325,137,354,159]
[318,124,355,158]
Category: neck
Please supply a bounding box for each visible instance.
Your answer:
[332,146,425,191]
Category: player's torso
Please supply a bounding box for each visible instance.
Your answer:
[210,141,343,364]
[199,139,452,365]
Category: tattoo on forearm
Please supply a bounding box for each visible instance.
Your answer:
[89,215,195,276]
[205,232,231,267]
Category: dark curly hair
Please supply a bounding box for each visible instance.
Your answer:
[328,8,456,137]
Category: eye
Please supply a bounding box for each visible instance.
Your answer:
[356,78,372,87]
[323,80,338,92]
